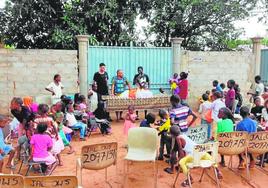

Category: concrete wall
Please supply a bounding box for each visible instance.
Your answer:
[0,49,78,114]
[181,51,255,109]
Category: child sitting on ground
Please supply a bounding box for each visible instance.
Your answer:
[198,93,212,139]
[140,113,156,127]
[170,95,197,133]
[165,126,222,186]
[0,115,15,172]
[30,123,57,175]
[66,104,87,140]
[123,105,136,136]
[157,109,171,161]
[217,107,235,167]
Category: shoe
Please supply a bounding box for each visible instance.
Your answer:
[164,154,170,158]
[157,156,164,161]
[249,160,255,168]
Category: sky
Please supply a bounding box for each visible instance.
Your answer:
[0,0,267,39]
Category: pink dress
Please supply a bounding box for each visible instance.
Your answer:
[123,113,137,136]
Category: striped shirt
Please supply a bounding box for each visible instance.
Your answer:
[170,104,192,132]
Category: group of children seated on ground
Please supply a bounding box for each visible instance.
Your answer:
[0,93,112,175]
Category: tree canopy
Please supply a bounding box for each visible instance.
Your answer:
[0,0,260,50]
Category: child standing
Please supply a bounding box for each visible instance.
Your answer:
[157,109,171,160]
[88,84,99,113]
[170,95,197,133]
[123,105,136,136]
[178,72,189,105]
[217,107,235,166]
[198,93,212,139]
[140,113,156,127]
[0,115,15,172]
[210,91,226,139]
[235,85,243,114]
[225,80,236,112]
[169,73,180,95]
[30,123,56,174]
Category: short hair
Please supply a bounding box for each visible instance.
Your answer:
[146,113,156,124]
[254,97,261,103]
[128,105,135,111]
[38,104,49,114]
[213,80,219,85]
[180,72,188,79]
[255,75,261,81]
[170,95,181,104]
[11,97,23,106]
[138,66,143,71]
[228,79,236,87]
[202,94,209,101]
[54,74,60,80]
[37,123,48,134]
[220,83,225,89]
[240,106,250,118]
[170,125,181,136]
[99,63,106,67]
[117,69,122,74]
[213,91,222,99]
[159,109,168,119]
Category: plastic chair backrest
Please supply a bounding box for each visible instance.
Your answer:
[218,131,248,155]
[24,176,78,188]
[128,127,158,154]
[34,95,51,105]
[80,142,117,170]
[192,142,218,166]
[0,174,24,188]
[248,131,268,155]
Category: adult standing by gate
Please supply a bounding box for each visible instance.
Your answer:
[133,66,150,90]
[133,66,150,119]
[93,63,112,121]
[45,74,64,104]
[111,69,131,121]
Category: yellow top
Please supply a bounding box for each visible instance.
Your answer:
[159,118,171,132]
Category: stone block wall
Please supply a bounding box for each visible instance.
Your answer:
[0,49,78,115]
[181,51,255,110]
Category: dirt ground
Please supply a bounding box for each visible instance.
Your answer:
[3,115,268,188]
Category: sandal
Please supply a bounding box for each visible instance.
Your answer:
[181,179,193,187]
[164,167,174,174]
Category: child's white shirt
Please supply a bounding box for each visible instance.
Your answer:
[198,101,212,119]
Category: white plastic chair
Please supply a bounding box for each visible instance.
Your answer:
[124,127,158,188]
[173,142,220,188]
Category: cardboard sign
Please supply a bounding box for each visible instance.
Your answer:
[81,142,117,170]
[248,132,268,155]
[218,131,248,155]
[24,176,78,188]
[186,125,208,144]
[0,174,24,188]
[194,142,215,153]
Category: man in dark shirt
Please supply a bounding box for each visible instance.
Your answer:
[93,63,109,96]
[251,97,263,122]
[133,66,150,89]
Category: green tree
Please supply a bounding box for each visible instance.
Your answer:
[1,0,64,49]
[138,0,258,50]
